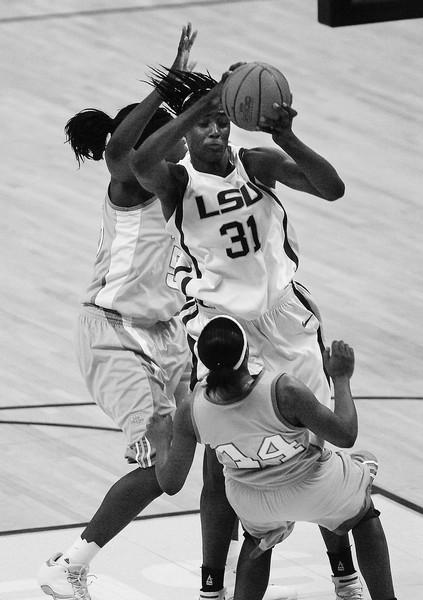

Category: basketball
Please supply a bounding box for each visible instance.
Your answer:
[221,62,292,131]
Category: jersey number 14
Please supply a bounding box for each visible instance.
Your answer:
[216,434,306,468]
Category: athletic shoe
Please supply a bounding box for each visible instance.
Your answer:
[332,573,363,599]
[38,552,92,600]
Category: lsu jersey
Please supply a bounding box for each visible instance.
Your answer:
[191,370,323,488]
[83,193,185,326]
[168,145,299,320]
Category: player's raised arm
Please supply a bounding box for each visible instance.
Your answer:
[105,22,197,181]
[146,399,198,495]
[277,340,357,447]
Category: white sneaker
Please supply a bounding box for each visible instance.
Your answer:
[38,552,92,600]
[332,573,363,600]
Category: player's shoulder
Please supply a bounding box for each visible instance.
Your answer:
[241,146,287,188]
[274,373,307,426]
[168,162,189,184]
[242,145,286,162]
[274,372,303,399]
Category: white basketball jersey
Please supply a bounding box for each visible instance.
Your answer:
[83,193,185,325]
[167,145,299,320]
[191,370,322,488]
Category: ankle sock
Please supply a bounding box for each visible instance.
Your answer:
[58,536,101,566]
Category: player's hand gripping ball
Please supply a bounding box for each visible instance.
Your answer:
[221,62,292,131]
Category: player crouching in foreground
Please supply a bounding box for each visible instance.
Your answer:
[146,316,398,600]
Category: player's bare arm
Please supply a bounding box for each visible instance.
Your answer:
[252,103,345,200]
[106,22,196,183]
[277,340,357,447]
[146,398,198,495]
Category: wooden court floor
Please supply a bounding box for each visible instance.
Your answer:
[1,0,422,598]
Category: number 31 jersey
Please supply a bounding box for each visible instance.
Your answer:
[167,145,299,320]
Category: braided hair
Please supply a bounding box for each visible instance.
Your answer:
[197,316,248,394]
[65,104,173,165]
[148,66,218,115]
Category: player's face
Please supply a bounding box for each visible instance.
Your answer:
[165,137,187,163]
[187,109,230,161]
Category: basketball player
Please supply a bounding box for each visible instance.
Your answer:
[129,69,364,599]
[37,24,196,600]
[146,316,398,600]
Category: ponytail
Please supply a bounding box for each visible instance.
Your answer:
[65,108,113,165]
[64,103,170,165]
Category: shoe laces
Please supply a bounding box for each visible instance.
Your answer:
[66,566,95,600]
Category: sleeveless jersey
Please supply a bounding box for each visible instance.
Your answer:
[191,370,322,488]
[168,146,299,320]
[83,192,185,326]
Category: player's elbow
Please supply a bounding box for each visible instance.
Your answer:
[336,427,357,448]
[340,433,356,448]
[325,180,345,202]
[129,148,148,175]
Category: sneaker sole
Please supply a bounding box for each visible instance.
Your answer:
[40,584,73,599]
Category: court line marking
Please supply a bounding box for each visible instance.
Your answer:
[1,490,422,539]
[0,0,273,25]
[1,396,421,411]
[0,509,201,537]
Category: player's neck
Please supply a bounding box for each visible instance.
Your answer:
[210,372,256,404]
[190,151,233,177]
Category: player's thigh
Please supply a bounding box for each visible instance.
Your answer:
[156,316,191,404]
[76,310,172,442]
[244,290,330,406]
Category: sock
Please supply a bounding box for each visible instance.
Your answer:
[201,566,225,592]
[58,536,101,567]
[327,546,356,577]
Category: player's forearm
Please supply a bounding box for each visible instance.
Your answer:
[332,376,358,446]
[107,89,163,160]
[274,131,345,201]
